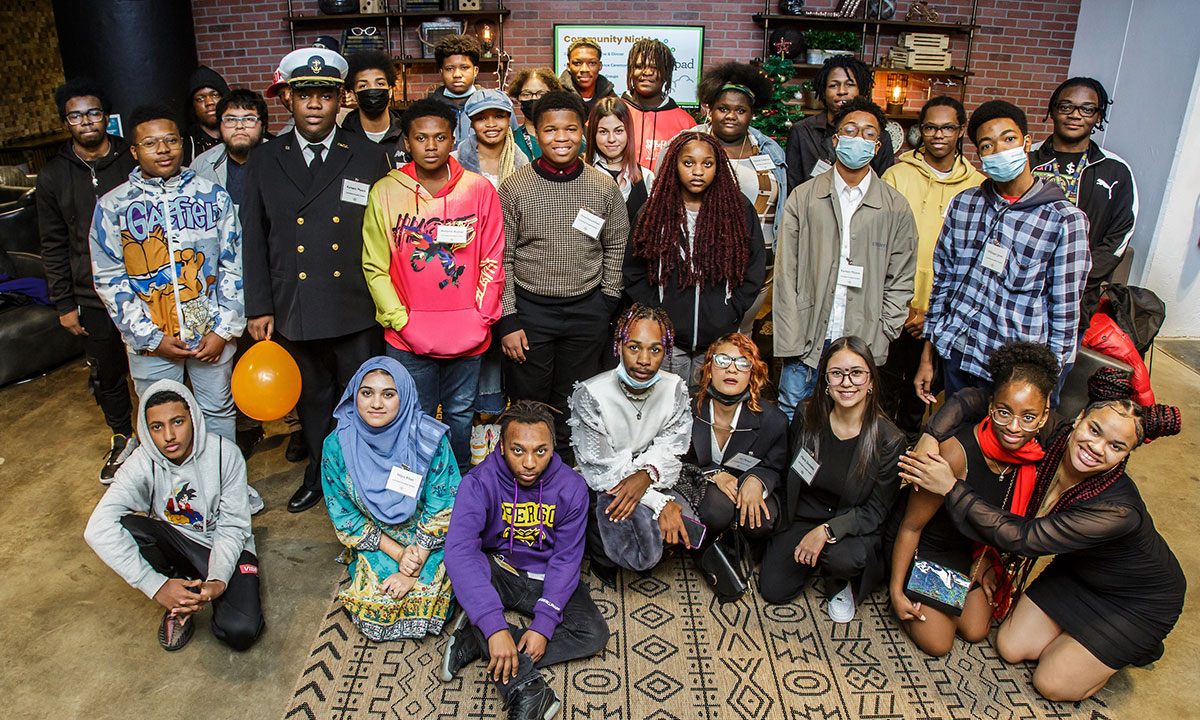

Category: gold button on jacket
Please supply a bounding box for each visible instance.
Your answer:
[297,245,305,253]
[298,272,307,280]
[296,217,304,225]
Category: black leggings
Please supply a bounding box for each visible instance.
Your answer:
[759,519,873,605]
[696,488,779,544]
[121,515,265,650]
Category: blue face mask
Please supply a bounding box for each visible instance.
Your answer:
[981,145,1028,182]
[615,361,661,390]
[834,135,877,170]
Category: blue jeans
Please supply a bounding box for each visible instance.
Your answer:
[941,348,992,400]
[386,347,481,472]
[127,341,236,441]
[778,359,820,420]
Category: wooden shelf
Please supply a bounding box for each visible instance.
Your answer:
[785,62,971,78]
[397,56,501,65]
[288,8,510,22]
[792,106,920,122]
[753,14,976,33]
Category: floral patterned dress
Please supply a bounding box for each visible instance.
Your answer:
[321,432,461,640]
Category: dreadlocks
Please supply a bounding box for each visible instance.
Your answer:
[627,38,675,94]
[498,400,558,446]
[613,303,675,359]
[630,132,750,289]
[1047,76,1112,130]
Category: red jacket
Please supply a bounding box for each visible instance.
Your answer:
[1083,312,1154,406]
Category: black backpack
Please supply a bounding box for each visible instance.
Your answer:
[1099,284,1166,356]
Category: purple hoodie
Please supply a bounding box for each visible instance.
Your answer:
[445,447,589,641]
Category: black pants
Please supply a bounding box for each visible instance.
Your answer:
[468,555,609,699]
[759,519,871,605]
[275,326,383,492]
[80,304,133,437]
[697,488,779,544]
[120,515,264,650]
[877,331,929,437]
[503,289,609,452]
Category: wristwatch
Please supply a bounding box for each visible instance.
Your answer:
[823,524,838,543]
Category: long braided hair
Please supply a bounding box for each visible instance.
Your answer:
[612,303,675,359]
[626,38,676,94]
[630,132,749,289]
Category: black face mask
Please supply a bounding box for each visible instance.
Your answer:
[356,88,391,116]
[519,99,536,120]
[706,384,750,406]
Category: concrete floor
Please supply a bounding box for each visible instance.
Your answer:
[2,352,1198,719]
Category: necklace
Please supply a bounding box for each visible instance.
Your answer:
[72,145,99,189]
[620,382,653,420]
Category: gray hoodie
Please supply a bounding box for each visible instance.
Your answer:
[84,379,254,599]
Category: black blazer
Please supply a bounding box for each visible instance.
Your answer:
[684,397,789,495]
[781,409,906,542]
[241,128,391,341]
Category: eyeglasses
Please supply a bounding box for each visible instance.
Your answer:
[221,116,262,128]
[921,123,961,136]
[826,368,870,386]
[837,123,880,141]
[350,26,378,36]
[990,407,1043,432]
[518,90,548,101]
[136,135,182,150]
[65,108,105,126]
[1053,101,1099,118]
[712,353,752,372]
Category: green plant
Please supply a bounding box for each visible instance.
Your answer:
[750,54,806,140]
[801,29,862,52]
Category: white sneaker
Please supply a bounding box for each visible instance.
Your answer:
[248,485,265,516]
[470,424,500,466]
[827,583,855,623]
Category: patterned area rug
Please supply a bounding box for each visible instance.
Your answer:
[282,557,1113,720]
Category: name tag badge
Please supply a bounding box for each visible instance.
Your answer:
[385,465,422,498]
[724,452,761,472]
[435,224,470,245]
[341,179,370,206]
[791,448,820,485]
[982,242,1008,273]
[810,159,833,177]
[749,154,776,172]
[837,261,864,288]
[573,207,606,239]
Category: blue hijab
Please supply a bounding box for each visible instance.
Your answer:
[333,356,448,525]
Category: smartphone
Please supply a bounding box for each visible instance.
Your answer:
[681,515,707,550]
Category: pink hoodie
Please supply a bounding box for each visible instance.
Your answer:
[363,157,505,357]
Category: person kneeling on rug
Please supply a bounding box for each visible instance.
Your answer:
[570,304,694,583]
[84,380,264,652]
[760,336,905,623]
[322,357,462,640]
[442,400,608,720]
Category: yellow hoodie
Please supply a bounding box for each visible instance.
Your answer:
[882,150,985,312]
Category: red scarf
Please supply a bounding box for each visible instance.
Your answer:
[973,416,1044,618]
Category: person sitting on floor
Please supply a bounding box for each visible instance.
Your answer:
[890,341,1056,656]
[569,304,693,583]
[685,333,788,601]
[759,336,905,623]
[442,400,608,720]
[84,380,264,652]
[902,368,1185,702]
[321,357,462,641]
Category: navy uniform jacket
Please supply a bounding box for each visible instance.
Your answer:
[240,128,391,341]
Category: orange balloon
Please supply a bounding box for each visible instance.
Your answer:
[232,340,302,421]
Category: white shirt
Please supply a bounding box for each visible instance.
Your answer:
[825,167,871,341]
[300,128,336,166]
[364,127,389,143]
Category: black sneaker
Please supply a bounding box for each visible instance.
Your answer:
[284,430,308,462]
[439,612,482,682]
[591,560,619,589]
[100,434,138,484]
[236,427,265,459]
[158,611,194,652]
[504,676,561,720]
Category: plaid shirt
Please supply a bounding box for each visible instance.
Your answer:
[925,179,1091,380]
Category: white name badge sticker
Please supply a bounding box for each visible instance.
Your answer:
[791,449,820,485]
[573,207,606,239]
[810,159,833,177]
[982,242,1009,273]
[837,261,864,288]
[724,453,761,472]
[386,465,422,498]
[341,179,370,206]
[436,224,470,245]
[749,154,776,172]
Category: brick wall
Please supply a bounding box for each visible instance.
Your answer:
[192,0,1079,141]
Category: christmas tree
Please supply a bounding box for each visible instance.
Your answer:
[752,39,807,140]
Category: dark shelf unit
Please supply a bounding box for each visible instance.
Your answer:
[284,2,511,101]
[754,1,980,111]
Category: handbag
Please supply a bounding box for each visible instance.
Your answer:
[699,540,748,604]
[904,554,978,617]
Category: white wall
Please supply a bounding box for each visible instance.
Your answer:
[1068,0,1200,336]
